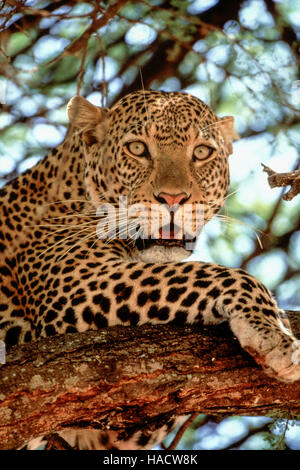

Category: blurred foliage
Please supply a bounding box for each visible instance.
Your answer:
[160,414,300,450]
[0,0,299,450]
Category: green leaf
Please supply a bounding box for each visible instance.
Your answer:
[6,31,33,57]
[52,55,81,83]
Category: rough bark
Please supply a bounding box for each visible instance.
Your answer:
[0,312,300,450]
[262,164,300,200]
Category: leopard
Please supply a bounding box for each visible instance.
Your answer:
[0,90,299,450]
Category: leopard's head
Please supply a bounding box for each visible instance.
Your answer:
[67,90,238,257]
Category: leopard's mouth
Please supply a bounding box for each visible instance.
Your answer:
[134,222,196,251]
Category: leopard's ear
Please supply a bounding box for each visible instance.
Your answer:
[218,116,239,155]
[67,96,108,146]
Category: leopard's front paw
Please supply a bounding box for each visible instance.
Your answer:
[252,339,300,383]
[264,340,300,382]
[230,315,300,383]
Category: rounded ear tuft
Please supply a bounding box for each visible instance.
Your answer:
[219,116,239,155]
[67,96,108,146]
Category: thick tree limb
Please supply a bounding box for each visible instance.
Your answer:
[262,164,300,200]
[0,312,300,450]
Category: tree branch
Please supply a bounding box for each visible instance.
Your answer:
[262,164,300,200]
[1,313,300,450]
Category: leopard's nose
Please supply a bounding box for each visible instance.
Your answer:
[155,192,190,207]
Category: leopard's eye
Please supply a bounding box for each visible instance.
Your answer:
[125,141,148,157]
[193,145,214,161]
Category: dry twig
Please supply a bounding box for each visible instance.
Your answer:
[262,164,300,201]
[166,413,199,450]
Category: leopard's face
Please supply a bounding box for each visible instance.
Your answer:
[68,90,237,253]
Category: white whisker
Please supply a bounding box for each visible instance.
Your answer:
[56,230,97,262]
[200,117,233,134]
[38,226,91,258]
[216,214,263,249]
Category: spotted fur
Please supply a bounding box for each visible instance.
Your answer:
[0,90,299,449]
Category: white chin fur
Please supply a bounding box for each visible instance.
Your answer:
[132,245,190,263]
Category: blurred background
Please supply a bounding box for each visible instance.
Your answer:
[0,0,299,450]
